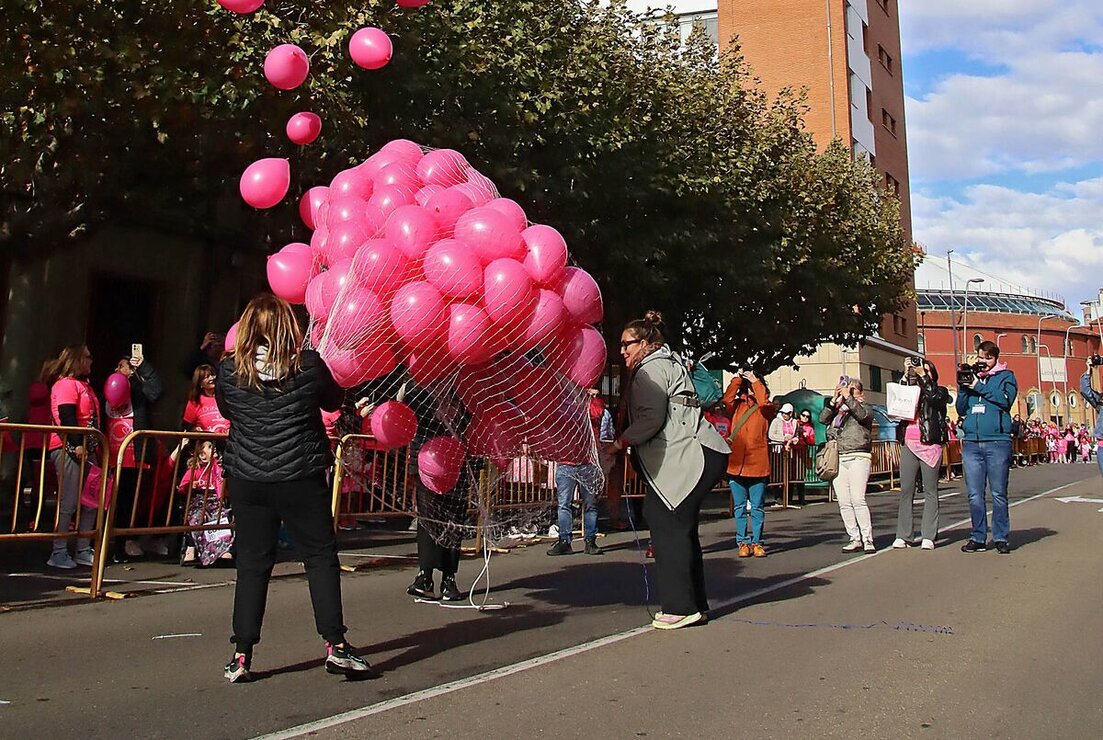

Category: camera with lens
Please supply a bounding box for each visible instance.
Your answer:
[957,361,986,386]
[1091,354,1103,367]
[908,356,923,368]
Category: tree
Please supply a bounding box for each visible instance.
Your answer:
[2,0,915,371]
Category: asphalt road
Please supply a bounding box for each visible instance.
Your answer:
[1,463,1099,739]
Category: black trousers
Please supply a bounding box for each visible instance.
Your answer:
[415,483,466,577]
[228,475,346,651]
[643,447,729,616]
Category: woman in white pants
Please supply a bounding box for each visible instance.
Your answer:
[819,379,875,552]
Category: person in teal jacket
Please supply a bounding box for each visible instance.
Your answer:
[1078,358,1103,481]
[955,340,1018,554]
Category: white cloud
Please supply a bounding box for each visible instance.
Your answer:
[913,178,1103,307]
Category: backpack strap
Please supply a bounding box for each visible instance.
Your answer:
[727,405,758,444]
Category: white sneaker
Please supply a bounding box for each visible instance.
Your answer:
[892,538,909,549]
[863,541,876,553]
[841,540,862,552]
[921,539,935,550]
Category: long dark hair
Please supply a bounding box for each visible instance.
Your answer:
[188,364,216,403]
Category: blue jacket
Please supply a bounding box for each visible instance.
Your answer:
[955,369,1018,442]
[1079,372,1103,440]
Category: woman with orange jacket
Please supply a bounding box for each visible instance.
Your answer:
[722,370,777,558]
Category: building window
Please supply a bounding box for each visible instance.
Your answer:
[876,0,891,14]
[972,333,982,351]
[1030,336,1038,354]
[885,173,900,196]
[870,365,883,393]
[866,88,873,122]
[877,45,894,74]
[1026,391,1041,417]
[677,12,719,48]
[862,22,869,54]
[1021,335,1029,353]
[881,109,897,136]
[1069,393,1079,409]
[892,313,907,335]
[917,333,926,353]
[1050,391,1062,409]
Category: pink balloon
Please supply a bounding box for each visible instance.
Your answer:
[384,204,440,260]
[485,198,528,232]
[453,207,525,264]
[267,244,313,304]
[396,0,431,7]
[305,270,340,319]
[423,238,483,298]
[483,258,535,325]
[452,178,495,207]
[468,404,525,458]
[224,322,239,352]
[558,267,604,325]
[368,185,412,220]
[374,161,420,199]
[558,325,607,388]
[379,139,424,161]
[416,149,470,188]
[521,224,568,286]
[418,436,465,493]
[286,112,322,146]
[446,303,497,365]
[330,168,374,201]
[370,401,418,449]
[349,27,393,70]
[414,184,443,206]
[217,0,264,12]
[323,344,397,387]
[352,239,410,295]
[327,286,388,350]
[309,227,329,265]
[239,158,290,209]
[425,188,475,236]
[454,354,530,417]
[104,373,131,408]
[390,281,447,349]
[264,44,309,90]
[520,288,568,349]
[512,365,565,421]
[299,186,329,230]
[407,342,453,386]
[326,220,369,262]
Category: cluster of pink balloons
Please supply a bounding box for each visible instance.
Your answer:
[265,140,605,492]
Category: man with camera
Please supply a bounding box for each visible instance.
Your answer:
[955,341,1018,554]
[1077,354,1103,480]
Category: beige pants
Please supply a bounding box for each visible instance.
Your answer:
[832,455,873,543]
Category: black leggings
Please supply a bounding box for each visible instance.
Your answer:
[643,447,729,616]
[415,483,467,577]
[228,475,346,652]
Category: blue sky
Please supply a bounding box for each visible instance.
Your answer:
[899,1,1103,313]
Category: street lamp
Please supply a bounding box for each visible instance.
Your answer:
[947,251,958,368]
[962,278,984,356]
[1038,314,1060,421]
[996,332,1008,351]
[1039,344,1061,424]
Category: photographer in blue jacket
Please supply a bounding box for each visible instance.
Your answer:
[1078,355,1103,481]
[955,340,1018,554]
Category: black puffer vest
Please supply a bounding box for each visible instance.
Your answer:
[215,350,343,482]
[894,375,951,446]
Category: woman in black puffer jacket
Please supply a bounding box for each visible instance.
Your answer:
[215,293,373,683]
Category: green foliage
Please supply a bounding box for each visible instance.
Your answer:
[1,0,916,371]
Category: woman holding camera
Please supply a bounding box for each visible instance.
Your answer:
[819,378,875,552]
[893,359,950,550]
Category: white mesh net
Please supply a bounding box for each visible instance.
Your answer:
[270,140,607,548]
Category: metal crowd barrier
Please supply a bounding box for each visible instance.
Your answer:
[329,433,417,525]
[0,423,112,597]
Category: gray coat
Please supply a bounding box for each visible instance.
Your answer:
[818,394,873,454]
[621,346,730,510]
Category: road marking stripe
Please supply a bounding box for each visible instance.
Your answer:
[256,480,1083,739]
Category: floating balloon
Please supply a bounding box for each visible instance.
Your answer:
[390,281,447,349]
[425,188,475,236]
[423,238,483,299]
[351,238,410,296]
[218,0,264,13]
[309,226,329,264]
[521,224,568,286]
[225,322,239,352]
[558,267,603,325]
[416,149,470,188]
[483,258,535,325]
[299,186,329,230]
[384,204,440,260]
[520,288,568,349]
[417,436,465,493]
[453,207,524,263]
[374,161,420,199]
[379,139,425,163]
[267,243,313,304]
[414,184,444,207]
[407,342,453,385]
[104,373,131,408]
[240,158,290,209]
[368,185,412,220]
[286,112,322,146]
[369,401,418,449]
[446,303,497,365]
[468,403,525,458]
[557,325,607,388]
[485,198,528,232]
[323,344,397,387]
[326,220,370,262]
[264,44,309,90]
[328,286,387,350]
[349,27,393,70]
[330,168,374,201]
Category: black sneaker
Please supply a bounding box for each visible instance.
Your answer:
[994,540,1011,554]
[224,653,252,683]
[961,540,987,553]
[546,540,573,556]
[406,570,434,598]
[325,643,378,677]
[439,575,463,602]
[584,538,604,556]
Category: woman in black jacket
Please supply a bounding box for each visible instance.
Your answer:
[893,359,950,551]
[215,293,373,683]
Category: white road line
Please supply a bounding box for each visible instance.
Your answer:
[256,480,1083,740]
[937,492,961,499]
[151,633,202,640]
[3,574,200,587]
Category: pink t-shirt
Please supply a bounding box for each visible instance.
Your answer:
[183,395,230,434]
[50,377,101,451]
[904,422,944,469]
